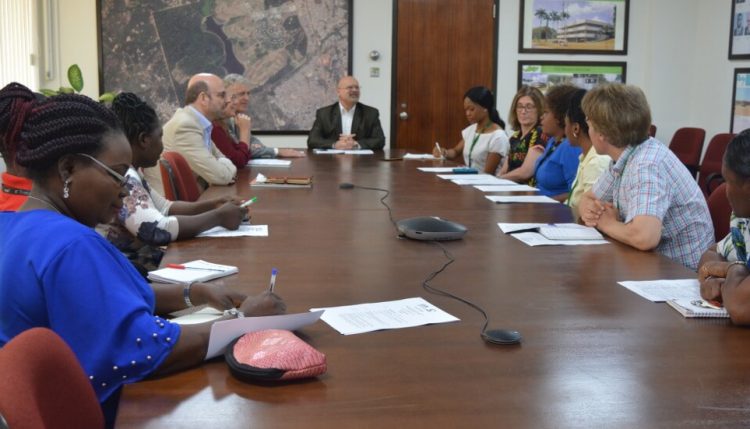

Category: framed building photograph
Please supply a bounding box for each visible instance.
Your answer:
[517,61,626,93]
[731,68,750,133]
[98,0,352,133]
[730,0,750,59]
[518,0,629,54]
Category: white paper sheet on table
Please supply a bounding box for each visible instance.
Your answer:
[404,153,440,160]
[498,223,609,246]
[417,167,455,173]
[246,159,292,167]
[206,310,324,359]
[505,231,609,246]
[310,297,459,335]
[617,279,702,302]
[486,195,559,203]
[313,149,373,155]
[437,173,497,180]
[197,224,269,237]
[474,184,538,192]
[452,177,515,186]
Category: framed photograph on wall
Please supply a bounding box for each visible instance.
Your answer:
[730,0,750,59]
[517,61,626,94]
[518,0,629,54]
[98,0,353,133]
[731,68,750,133]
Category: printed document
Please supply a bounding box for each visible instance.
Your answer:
[405,153,441,160]
[197,224,269,237]
[474,184,538,192]
[417,167,456,173]
[310,297,459,335]
[618,279,702,302]
[486,195,559,203]
[246,159,292,167]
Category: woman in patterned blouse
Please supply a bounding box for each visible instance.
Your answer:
[498,86,548,182]
[698,130,750,324]
[99,92,248,273]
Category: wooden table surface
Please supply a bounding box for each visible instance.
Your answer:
[117,152,750,429]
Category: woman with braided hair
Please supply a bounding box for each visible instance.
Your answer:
[99,92,248,272]
[0,82,36,210]
[0,85,286,426]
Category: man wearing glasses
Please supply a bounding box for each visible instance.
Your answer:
[217,74,305,162]
[143,73,237,195]
[307,76,385,150]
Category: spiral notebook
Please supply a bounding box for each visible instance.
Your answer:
[148,260,238,284]
[666,299,730,318]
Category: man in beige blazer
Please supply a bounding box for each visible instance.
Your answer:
[143,73,237,195]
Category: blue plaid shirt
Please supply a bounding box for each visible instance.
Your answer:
[593,138,714,270]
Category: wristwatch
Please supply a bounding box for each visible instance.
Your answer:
[223,308,245,318]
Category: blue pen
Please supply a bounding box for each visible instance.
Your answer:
[269,268,278,292]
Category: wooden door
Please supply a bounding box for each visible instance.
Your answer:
[393,0,497,153]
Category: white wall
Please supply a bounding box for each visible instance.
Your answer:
[47,0,750,152]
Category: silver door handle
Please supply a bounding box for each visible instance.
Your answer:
[399,111,408,120]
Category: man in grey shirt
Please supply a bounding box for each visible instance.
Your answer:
[223,74,304,158]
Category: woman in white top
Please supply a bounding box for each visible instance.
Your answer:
[433,86,509,174]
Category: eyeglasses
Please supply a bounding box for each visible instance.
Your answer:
[76,153,128,187]
[516,104,536,112]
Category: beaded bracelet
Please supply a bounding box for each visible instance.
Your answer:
[728,260,748,270]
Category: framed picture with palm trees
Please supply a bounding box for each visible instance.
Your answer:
[519,0,629,54]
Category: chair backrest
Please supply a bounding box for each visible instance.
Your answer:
[159,158,178,201]
[648,124,657,138]
[0,328,104,429]
[698,133,734,196]
[707,182,732,242]
[160,151,201,202]
[668,127,706,177]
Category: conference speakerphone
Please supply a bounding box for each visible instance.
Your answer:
[396,216,468,241]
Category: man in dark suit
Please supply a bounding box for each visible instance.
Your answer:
[307,76,385,150]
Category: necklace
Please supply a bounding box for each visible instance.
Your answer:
[26,195,62,213]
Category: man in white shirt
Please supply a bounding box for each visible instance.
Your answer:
[307,76,385,150]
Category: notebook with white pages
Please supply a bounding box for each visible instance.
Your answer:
[537,224,604,240]
[666,299,730,318]
[147,260,238,284]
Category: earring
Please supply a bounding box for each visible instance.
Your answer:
[63,179,70,199]
[573,132,578,138]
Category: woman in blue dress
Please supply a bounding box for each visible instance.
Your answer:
[0,84,286,426]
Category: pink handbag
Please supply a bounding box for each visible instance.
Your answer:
[225,329,327,381]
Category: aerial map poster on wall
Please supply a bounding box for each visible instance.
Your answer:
[98,0,352,133]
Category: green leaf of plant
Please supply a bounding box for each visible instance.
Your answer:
[39,88,58,97]
[67,64,83,92]
[58,86,75,94]
[98,92,116,103]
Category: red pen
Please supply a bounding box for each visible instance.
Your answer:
[166,263,224,271]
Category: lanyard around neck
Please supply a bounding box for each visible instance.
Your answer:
[467,123,490,167]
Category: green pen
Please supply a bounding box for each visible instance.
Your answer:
[240,196,258,208]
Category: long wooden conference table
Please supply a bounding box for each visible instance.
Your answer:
[117,151,750,428]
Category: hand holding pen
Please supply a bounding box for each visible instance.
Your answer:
[433,142,445,159]
[238,267,286,315]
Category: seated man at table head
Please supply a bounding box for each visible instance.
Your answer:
[0,82,37,210]
[100,92,248,272]
[142,73,237,196]
[307,75,386,151]
[579,83,713,270]
[220,74,305,161]
[697,130,750,324]
[0,88,285,426]
[431,86,509,175]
